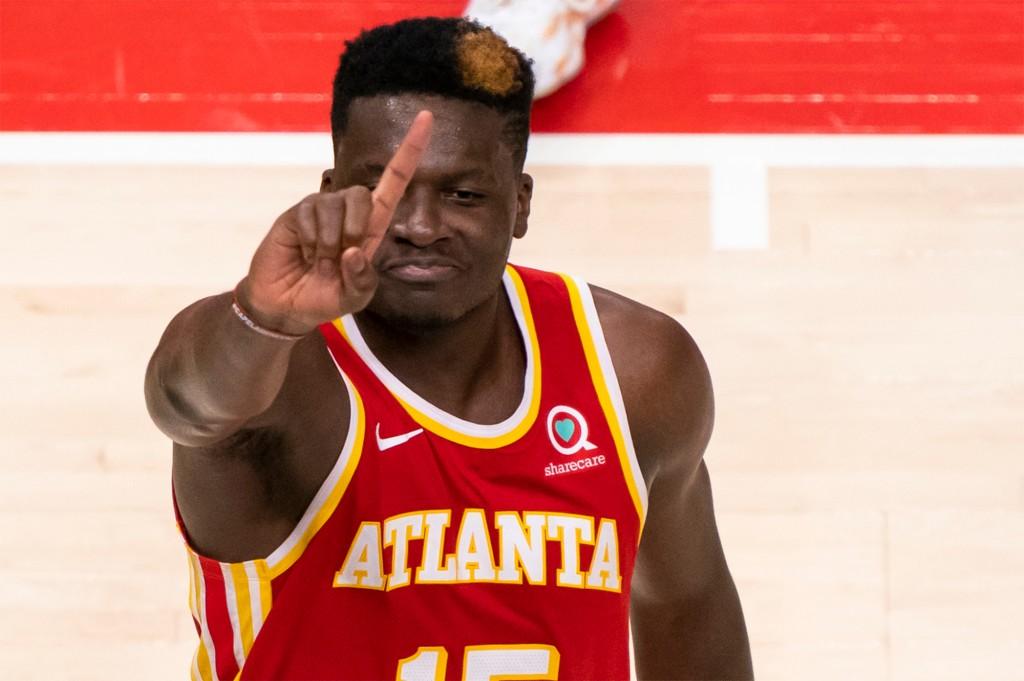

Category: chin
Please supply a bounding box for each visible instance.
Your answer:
[366,290,468,330]
[367,278,498,330]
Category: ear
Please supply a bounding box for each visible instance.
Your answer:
[513,173,533,239]
[320,169,334,193]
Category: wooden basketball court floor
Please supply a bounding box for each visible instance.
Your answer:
[1,147,1022,680]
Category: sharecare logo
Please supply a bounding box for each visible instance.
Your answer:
[544,454,607,478]
[546,405,598,455]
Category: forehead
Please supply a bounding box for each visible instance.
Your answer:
[336,94,515,174]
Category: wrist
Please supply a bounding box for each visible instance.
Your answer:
[232,279,308,341]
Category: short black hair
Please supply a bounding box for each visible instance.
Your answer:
[331,17,535,169]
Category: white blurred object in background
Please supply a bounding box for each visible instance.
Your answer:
[464,0,621,98]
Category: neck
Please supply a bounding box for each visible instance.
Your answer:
[353,287,526,424]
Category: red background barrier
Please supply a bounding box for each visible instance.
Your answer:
[1,0,1021,133]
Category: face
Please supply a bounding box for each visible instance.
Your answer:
[324,94,533,328]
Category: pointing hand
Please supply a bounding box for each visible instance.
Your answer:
[237,110,434,336]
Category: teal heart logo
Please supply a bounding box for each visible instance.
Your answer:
[554,418,576,443]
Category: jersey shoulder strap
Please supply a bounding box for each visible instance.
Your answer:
[510,263,649,526]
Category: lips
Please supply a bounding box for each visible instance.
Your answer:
[380,257,463,284]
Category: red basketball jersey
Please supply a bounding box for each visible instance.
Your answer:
[175,265,648,681]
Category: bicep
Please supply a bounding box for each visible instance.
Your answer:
[629,337,730,609]
[629,456,753,679]
[632,459,730,606]
[631,346,721,603]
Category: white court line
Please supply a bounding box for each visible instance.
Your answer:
[2,132,1022,167]
[3,133,1020,251]
[711,160,769,250]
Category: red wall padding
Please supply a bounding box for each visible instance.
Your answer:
[1,0,1021,133]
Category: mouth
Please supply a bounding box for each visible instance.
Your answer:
[380,257,463,284]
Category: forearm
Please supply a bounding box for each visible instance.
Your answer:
[631,574,753,681]
[144,285,301,446]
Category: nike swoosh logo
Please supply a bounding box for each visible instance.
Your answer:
[375,423,425,452]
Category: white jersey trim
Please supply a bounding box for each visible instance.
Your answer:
[339,271,536,440]
[221,563,247,671]
[243,561,266,638]
[265,369,362,570]
[570,276,650,516]
[192,552,220,681]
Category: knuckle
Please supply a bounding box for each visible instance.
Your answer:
[294,201,314,227]
[347,188,373,221]
[320,190,345,205]
[314,195,343,217]
[385,165,410,183]
[347,185,371,201]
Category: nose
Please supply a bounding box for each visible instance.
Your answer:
[388,186,445,248]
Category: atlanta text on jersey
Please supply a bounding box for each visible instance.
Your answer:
[333,509,622,592]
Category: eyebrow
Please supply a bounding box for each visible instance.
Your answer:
[444,168,497,184]
[354,162,496,185]
[355,162,386,176]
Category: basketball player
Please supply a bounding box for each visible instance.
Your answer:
[145,17,753,681]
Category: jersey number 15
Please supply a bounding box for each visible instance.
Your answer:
[397,644,560,680]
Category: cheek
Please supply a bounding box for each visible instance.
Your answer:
[445,202,518,251]
[481,208,519,260]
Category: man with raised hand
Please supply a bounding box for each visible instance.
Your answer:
[145,16,752,681]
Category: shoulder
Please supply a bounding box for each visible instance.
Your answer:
[589,285,713,483]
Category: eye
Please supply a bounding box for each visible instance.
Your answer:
[446,189,485,203]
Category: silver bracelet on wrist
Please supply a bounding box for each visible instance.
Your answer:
[231,287,305,341]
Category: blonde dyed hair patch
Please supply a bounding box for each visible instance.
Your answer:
[456,29,524,97]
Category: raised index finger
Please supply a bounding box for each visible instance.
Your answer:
[364,110,434,258]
